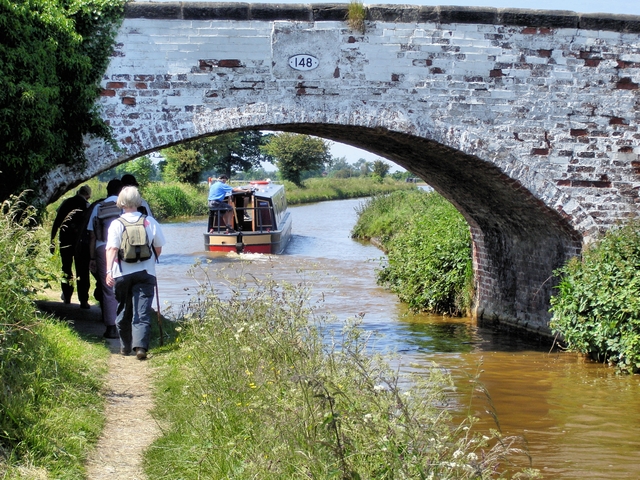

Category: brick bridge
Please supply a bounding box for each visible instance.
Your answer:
[38,3,640,335]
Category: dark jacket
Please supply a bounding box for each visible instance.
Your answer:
[51,194,90,247]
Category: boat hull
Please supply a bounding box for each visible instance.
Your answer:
[204,213,292,254]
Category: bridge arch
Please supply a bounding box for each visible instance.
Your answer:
[37,3,640,333]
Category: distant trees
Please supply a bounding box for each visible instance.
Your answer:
[261,133,331,186]
[158,131,270,184]
[0,0,124,201]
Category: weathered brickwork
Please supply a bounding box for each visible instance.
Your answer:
[38,4,640,335]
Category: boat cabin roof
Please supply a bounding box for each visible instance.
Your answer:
[243,181,284,200]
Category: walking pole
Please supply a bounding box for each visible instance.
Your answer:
[155,282,164,346]
[153,247,164,346]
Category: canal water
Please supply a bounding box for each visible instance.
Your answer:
[155,198,640,479]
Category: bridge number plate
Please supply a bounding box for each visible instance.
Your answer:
[288,54,319,71]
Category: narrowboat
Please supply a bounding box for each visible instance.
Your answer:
[204,180,292,254]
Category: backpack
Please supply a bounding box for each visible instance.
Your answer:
[117,215,153,263]
[93,201,121,242]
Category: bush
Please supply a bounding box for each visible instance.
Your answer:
[0,0,124,201]
[353,190,473,315]
[550,221,640,373]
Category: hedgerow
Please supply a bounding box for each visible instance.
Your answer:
[550,221,640,373]
[0,0,124,201]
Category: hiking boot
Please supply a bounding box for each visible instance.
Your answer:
[61,293,70,304]
[120,347,131,356]
[135,348,147,360]
[103,325,118,339]
[80,302,90,309]
[225,227,236,234]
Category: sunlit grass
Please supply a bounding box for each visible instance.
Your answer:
[0,194,110,478]
[146,267,539,479]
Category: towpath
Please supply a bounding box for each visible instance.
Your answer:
[36,300,159,479]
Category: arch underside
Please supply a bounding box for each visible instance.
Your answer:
[42,109,584,335]
[276,123,581,334]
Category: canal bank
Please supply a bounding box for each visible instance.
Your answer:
[155,198,640,479]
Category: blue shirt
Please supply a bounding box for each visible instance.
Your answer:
[208,181,233,202]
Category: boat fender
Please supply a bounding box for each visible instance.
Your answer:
[249,180,269,185]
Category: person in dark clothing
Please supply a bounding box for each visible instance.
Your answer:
[50,185,92,308]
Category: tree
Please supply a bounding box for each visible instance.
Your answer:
[123,156,156,187]
[161,146,204,184]
[354,158,371,176]
[261,133,331,187]
[0,0,124,202]
[372,159,391,180]
[197,131,268,178]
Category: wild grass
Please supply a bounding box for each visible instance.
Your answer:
[62,177,413,221]
[143,182,209,220]
[146,266,539,479]
[347,0,366,33]
[0,194,110,478]
[352,190,474,316]
[285,177,415,205]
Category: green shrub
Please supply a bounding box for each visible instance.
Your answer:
[0,0,124,202]
[147,272,538,479]
[353,190,473,315]
[285,177,414,205]
[550,221,640,373]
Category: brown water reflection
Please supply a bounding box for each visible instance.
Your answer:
[156,198,640,479]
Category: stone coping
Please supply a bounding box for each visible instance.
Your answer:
[124,2,640,32]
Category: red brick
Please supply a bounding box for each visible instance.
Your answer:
[106,81,126,89]
[122,97,136,105]
[100,89,116,97]
[616,77,638,90]
[610,117,627,125]
[218,59,242,68]
[135,83,147,89]
[570,129,588,137]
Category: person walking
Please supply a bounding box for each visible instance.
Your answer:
[121,173,153,216]
[88,179,122,338]
[105,186,166,360]
[50,185,92,307]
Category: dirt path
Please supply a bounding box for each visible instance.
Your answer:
[36,300,160,480]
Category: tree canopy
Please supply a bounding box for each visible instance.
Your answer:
[159,131,270,184]
[0,0,124,202]
[260,133,331,186]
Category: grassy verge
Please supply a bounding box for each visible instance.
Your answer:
[352,190,474,316]
[51,177,416,221]
[283,177,416,205]
[0,195,110,479]
[146,270,539,479]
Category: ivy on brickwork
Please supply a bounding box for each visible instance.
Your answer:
[0,0,124,202]
[550,221,640,374]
